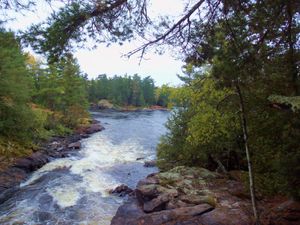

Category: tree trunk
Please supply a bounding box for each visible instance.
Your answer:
[235,83,259,224]
[286,0,298,95]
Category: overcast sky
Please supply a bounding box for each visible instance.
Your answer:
[4,0,187,86]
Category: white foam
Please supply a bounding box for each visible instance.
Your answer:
[20,158,74,187]
[20,134,146,208]
[47,184,81,208]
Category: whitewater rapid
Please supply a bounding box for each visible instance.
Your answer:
[0,110,169,225]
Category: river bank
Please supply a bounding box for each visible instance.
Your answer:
[111,166,300,225]
[0,120,104,200]
[90,99,170,112]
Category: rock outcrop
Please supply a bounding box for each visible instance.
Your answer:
[260,198,300,225]
[112,166,300,225]
[111,166,254,225]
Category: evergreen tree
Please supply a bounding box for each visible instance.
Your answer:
[0,29,35,141]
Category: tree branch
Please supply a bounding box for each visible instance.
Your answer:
[125,0,206,60]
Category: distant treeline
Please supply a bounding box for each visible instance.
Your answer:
[88,74,178,107]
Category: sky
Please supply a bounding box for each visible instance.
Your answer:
[4,0,188,86]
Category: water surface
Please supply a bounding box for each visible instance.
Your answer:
[0,110,169,225]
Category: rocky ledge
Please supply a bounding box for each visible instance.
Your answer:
[111,166,300,225]
[0,120,104,199]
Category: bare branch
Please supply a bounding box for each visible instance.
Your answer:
[125,0,206,59]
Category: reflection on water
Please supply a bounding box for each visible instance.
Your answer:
[0,110,169,225]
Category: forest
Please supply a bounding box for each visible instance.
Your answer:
[0,29,174,159]
[88,74,177,107]
[0,0,299,224]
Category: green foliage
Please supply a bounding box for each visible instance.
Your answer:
[157,108,193,170]
[155,85,181,108]
[142,76,156,105]
[0,29,36,141]
[157,76,241,171]
[32,54,89,129]
[0,29,89,158]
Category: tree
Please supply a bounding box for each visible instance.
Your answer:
[21,0,148,62]
[0,29,35,141]
[142,76,155,105]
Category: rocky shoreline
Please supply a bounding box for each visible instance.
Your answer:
[111,166,300,225]
[90,100,169,112]
[0,120,104,203]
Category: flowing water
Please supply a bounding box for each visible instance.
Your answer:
[0,110,169,225]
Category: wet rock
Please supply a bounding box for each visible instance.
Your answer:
[0,187,20,204]
[109,184,133,197]
[29,152,49,167]
[0,167,27,188]
[12,152,48,173]
[33,211,53,222]
[80,134,90,139]
[136,157,144,161]
[48,141,61,150]
[85,123,104,134]
[68,142,81,150]
[143,193,174,213]
[137,175,159,186]
[38,194,53,210]
[67,134,82,143]
[144,160,156,167]
[13,158,33,172]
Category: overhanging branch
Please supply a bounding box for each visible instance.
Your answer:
[125,0,206,60]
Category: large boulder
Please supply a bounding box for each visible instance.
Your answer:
[0,167,27,193]
[13,152,49,172]
[143,192,178,213]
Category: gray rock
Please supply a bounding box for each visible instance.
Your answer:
[144,160,156,167]
[109,184,133,197]
[143,193,172,213]
[68,142,81,149]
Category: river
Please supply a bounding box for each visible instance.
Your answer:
[0,110,169,225]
